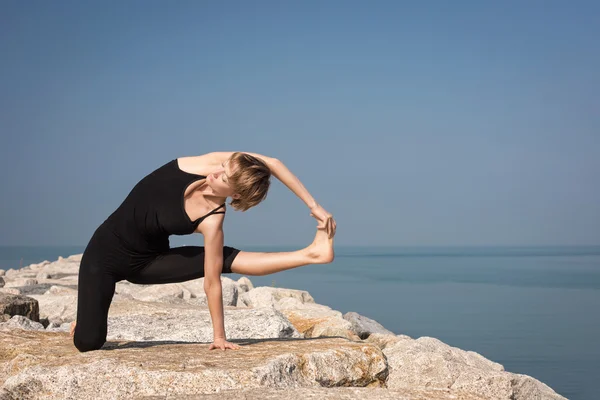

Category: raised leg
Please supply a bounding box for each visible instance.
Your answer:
[230,227,334,276]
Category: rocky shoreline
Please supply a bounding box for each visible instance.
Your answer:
[0,255,566,399]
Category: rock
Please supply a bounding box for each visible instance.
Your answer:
[275,296,333,312]
[382,335,565,399]
[364,333,414,350]
[241,287,315,308]
[106,300,301,342]
[0,277,4,288]
[0,314,10,323]
[0,331,387,399]
[43,285,78,296]
[0,315,45,331]
[4,278,38,287]
[237,276,254,293]
[131,284,184,303]
[45,322,72,332]
[279,307,342,331]
[310,318,361,341]
[180,277,239,306]
[4,283,56,296]
[27,294,77,322]
[4,269,19,278]
[343,312,395,339]
[36,271,52,280]
[0,293,39,322]
[0,269,5,277]
[0,288,21,295]
[136,387,489,400]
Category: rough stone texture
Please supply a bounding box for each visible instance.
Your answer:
[0,315,45,331]
[136,387,487,399]
[106,300,301,342]
[279,307,347,338]
[309,318,361,341]
[3,278,38,288]
[36,271,52,280]
[27,294,77,322]
[117,277,240,307]
[0,331,387,400]
[240,287,315,308]
[0,277,4,288]
[4,269,19,279]
[0,288,20,295]
[0,255,567,400]
[0,293,39,322]
[43,285,78,296]
[3,283,57,296]
[343,311,395,339]
[382,335,565,400]
[0,270,5,277]
[237,276,254,293]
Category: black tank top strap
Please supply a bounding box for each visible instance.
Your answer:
[195,203,226,224]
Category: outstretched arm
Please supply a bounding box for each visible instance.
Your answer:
[197,214,240,351]
[210,151,336,237]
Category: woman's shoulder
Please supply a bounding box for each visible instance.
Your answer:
[176,153,221,176]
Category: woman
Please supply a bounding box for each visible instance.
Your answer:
[71,151,336,352]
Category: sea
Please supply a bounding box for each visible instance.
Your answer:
[1,245,599,400]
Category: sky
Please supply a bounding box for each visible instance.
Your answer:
[1,1,598,247]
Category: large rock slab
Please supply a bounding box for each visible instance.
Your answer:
[381,335,566,400]
[137,387,487,399]
[0,293,39,322]
[0,330,388,400]
[106,300,301,342]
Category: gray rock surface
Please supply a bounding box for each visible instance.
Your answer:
[240,286,315,308]
[380,335,564,400]
[343,311,395,339]
[137,387,488,399]
[0,315,45,331]
[0,254,567,400]
[0,331,387,400]
[106,300,301,342]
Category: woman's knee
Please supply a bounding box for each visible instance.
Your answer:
[73,332,106,353]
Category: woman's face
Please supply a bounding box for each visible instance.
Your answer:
[207,158,238,198]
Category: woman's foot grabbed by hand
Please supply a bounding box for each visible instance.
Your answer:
[209,338,240,351]
[306,226,335,264]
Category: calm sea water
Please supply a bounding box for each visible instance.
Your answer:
[2,245,599,400]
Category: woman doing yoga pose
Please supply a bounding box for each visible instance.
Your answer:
[71,151,336,352]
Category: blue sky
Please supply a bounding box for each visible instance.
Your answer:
[1,1,598,247]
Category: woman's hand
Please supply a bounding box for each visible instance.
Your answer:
[310,204,337,238]
[209,338,240,351]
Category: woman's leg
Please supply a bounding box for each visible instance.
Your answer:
[125,228,334,284]
[230,228,334,276]
[72,255,117,352]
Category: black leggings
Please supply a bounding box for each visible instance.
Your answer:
[73,226,240,352]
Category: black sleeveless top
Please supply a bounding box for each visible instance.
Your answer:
[103,159,225,254]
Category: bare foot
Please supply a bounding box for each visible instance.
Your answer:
[70,321,76,337]
[306,228,335,264]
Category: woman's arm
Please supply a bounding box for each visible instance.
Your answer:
[196,214,239,350]
[209,152,316,209]
[209,151,336,236]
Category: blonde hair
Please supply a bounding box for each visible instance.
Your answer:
[227,152,271,211]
